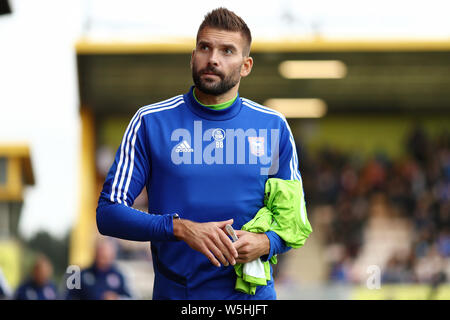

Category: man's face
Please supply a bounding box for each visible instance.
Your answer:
[32,257,53,286]
[191,27,251,96]
[95,241,116,271]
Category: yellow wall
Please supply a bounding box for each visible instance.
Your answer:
[69,108,98,268]
[293,114,449,159]
[0,241,22,288]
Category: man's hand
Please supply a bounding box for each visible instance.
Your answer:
[233,230,270,264]
[173,218,238,267]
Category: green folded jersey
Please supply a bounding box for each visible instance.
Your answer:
[234,178,313,295]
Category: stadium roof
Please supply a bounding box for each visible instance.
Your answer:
[76,39,450,116]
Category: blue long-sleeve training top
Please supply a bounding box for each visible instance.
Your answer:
[97,86,307,300]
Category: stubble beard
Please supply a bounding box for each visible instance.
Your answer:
[192,62,242,96]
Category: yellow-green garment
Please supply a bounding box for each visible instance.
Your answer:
[234,178,313,294]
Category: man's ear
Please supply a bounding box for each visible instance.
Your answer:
[240,56,253,78]
[190,49,195,69]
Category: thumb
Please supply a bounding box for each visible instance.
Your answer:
[215,219,234,228]
[233,237,246,250]
[234,230,246,237]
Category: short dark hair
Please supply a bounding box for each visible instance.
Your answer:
[197,7,252,56]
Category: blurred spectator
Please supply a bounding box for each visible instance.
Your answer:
[65,238,133,300]
[326,244,353,283]
[414,244,446,283]
[0,267,12,299]
[407,124,430,165]
[382,251,415,283]
[437,228,450,257]
[14,254,58,300]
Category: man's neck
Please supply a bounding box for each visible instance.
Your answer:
[193,86,239,105]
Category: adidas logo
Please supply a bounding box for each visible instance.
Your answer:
[175,140,194,153]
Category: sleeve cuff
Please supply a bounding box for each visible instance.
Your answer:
[165,213,181,241]
[260,231,276,262]
[261,230,291,262]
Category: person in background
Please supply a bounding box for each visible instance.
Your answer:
[65,238,133,300]
[14,254,58,300]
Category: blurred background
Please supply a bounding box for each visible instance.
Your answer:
[0,0,449,299]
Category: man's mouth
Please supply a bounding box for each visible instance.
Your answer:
[202,72,219,77]
[201,69,223,78]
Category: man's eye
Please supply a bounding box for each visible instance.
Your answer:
[225,48,233,54]
[201,45,209,51]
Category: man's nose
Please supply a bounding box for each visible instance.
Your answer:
[207,49,219,66]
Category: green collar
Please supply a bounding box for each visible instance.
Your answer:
[193,89,237,110]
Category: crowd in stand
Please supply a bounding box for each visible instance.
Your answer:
[300,126,449,285]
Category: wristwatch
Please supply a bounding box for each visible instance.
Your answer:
[172,213,180,220]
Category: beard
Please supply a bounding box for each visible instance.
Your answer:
[192,62,241,96]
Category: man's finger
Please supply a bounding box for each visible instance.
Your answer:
[215,219,234,229]
[206,238,228,267]
[234,230,248,237]
[210,231,235,266]
[201,243,221,267]
[217,229,238,263]
[233,237,247,251]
